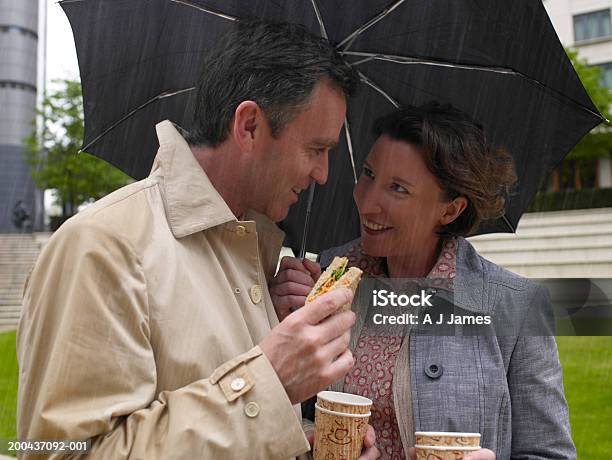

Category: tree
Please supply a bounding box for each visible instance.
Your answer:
[25,79,132,220]
[554,49,612,190]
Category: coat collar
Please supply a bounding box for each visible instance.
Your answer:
[150,120,237,238]
[436,237,491,314]
[149,121,285,279]
[323,236,491,315]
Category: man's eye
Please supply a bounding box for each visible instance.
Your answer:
[391,183,409,194]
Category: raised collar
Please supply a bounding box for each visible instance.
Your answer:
[150,120,236,238]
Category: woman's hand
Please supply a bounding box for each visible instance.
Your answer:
[408,447,495,459]
[270,256,321,321]
[306,424,380,459]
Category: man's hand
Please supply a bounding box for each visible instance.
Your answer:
[408,447,495,459]
[260,288,355,404]
[270,257,321,321]
[358,425,381,459]
[463,449,496,459]
[306,424,380,459]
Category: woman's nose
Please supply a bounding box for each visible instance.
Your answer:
[355,182,383,215]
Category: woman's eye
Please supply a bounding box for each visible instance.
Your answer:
[362,166,374,178]
[391,183,409,194]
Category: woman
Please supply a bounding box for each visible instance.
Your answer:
[270,103,576,460]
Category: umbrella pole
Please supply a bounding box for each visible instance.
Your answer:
[298,183,316,259]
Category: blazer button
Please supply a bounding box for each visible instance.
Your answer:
[425,363,443,379]
[236,225,247,236]
[249,285,262,304]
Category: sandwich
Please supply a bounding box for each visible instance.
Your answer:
[306,257,363,312]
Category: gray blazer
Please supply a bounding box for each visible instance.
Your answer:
[319,237,576,460]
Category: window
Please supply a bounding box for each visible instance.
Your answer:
[597,62,612,88]
[574,9,611,42]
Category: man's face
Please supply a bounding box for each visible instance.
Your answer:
[251,79,347,222]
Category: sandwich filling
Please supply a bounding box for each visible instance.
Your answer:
[309,259,349,301]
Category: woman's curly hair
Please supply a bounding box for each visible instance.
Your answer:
[373,102,517,237]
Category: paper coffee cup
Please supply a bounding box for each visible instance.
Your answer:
[415,431,481,447]
[313,404,370,460]
[415,445,481,460]
[317,391,372,415]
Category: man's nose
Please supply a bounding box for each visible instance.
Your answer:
[311,151,329,185]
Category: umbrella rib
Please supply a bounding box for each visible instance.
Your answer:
[343,51,604,120]
[344,51,518,74]
[344,118,358,184]
[309,0,329,39]
[169,0,238,22]
[80,87,195,153]
[337,0,406,51]
[501,214,515,233]
[357,71,400,108]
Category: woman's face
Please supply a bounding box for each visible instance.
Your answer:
[353,135,451,258]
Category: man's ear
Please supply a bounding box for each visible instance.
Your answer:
[232,100,262,153]
[440,196,468,226]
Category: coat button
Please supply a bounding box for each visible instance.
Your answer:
[230,377,246,392]
[249,285,262,304]
[425,363,443,379]
[236,225,247,236]
[244,401,260,418]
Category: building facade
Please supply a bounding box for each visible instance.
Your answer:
[544,0,612,189]
[0,0,41,232]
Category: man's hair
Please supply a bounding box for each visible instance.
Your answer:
[186,20,357,147]
[373,102,517,237]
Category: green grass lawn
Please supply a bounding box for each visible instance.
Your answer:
[0,332,609,458]
[557,336,612,459]
[0,330,18,457]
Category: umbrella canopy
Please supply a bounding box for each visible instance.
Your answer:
[61,0,604,254]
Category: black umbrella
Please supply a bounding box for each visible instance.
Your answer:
[61,0,604,254]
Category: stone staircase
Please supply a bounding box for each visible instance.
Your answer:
[468,207,612,278]
[0,233,49,333]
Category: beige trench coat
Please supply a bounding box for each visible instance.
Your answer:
[17,121,310,459]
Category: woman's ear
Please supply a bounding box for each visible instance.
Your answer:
[232,100,261,153]
[440,196,468,226]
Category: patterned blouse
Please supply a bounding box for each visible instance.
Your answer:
[341,239,458,459]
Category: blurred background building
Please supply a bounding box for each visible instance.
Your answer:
[468,1,612,278]
[0,0,43,232]
[545,0,612,192]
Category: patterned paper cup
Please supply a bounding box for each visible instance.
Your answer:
[317,391,372,415]
[313,404,371,460]
[415,445,481,460]
[415,431,481,447]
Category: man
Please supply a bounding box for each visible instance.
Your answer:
[17,21,379,459]
[12,200,31,232]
